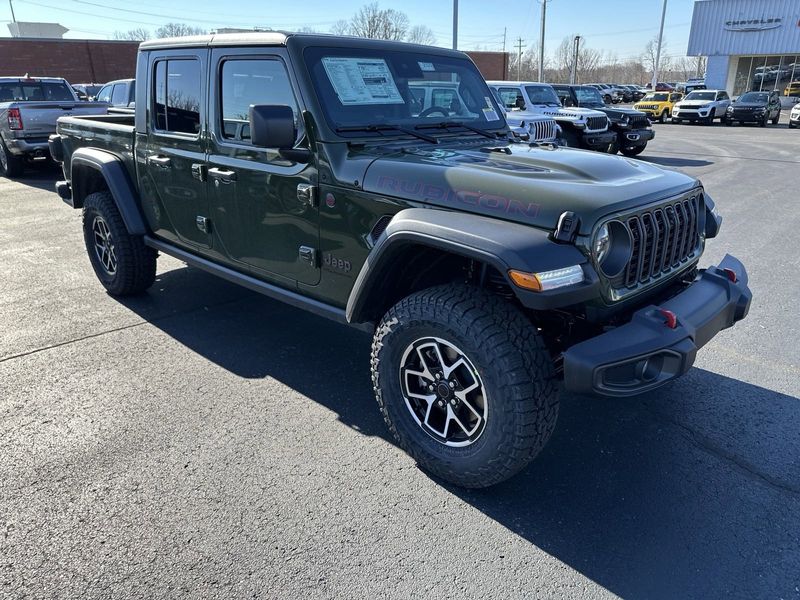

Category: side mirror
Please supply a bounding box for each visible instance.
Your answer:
[249,104,295,149]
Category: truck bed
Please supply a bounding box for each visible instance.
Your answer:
[56,114,137,187]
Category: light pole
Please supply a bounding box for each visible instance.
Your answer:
[452,0,458,50]
[538,0,550,82]
[8,0,16,23]
[570,35,581,84]
[651,0,668,88]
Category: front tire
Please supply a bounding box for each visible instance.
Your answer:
[659,109,668,123]
[559,129,581,148]
[771,112,780,125]
[371,284,559,488]
[0,139,24,178]
[621,145,646,157]
[82,191,157,296]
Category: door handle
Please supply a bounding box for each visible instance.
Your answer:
[208,167,237,184]
[147,155,172,169]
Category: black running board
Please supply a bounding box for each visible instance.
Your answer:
[144,236,373,333]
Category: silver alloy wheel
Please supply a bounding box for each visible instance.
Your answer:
[399,336,488,447]
[92,215,117,275]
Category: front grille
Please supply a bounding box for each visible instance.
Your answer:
[637,104,658,111]
[630,115,650,129]
[530,119,557,142]
[586,116,608,131]
[614,194,702,294]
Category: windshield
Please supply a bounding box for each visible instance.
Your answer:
[304,47,505,135]
[643,93,669,101]
[738,92,768,103]
[684,91,716,101]
[524,85,560,105]
[0,80,74,102]
[574,87,604,105]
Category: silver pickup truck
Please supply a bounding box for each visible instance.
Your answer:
[0,76,108,177]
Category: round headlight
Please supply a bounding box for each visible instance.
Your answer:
[593,221,632,278]
[594,223,610,264]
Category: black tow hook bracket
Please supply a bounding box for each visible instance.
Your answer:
[552,211,580,243]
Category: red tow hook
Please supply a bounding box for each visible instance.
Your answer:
[658,308,678,329]
[722,268,737,283]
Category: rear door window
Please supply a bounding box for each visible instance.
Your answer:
[111,84,128,106]
[153,59,202,135]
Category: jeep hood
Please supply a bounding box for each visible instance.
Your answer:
[360,144,697,234]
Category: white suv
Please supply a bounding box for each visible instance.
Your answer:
[672,89,731,125]
[790,102,800,128]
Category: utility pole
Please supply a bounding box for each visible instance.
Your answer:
[516,37,524,81]
[502,26,507,53]
[570,35,581,84]
[8,0,16,23]
[538,0,549,82]
[652,0,668,88]
[452,0,458,50]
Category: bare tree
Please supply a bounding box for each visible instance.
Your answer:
[330,20,350,35]
[406,25,436,46]
[156,23,207,38]
[350,3,408,40]
[113,28,151,41]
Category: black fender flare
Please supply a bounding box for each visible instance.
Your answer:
[345,208,600,324]
[70,147,147,235]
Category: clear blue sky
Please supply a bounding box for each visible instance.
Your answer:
[0,0,698,61]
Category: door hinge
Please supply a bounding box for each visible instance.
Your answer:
[191,163,207,182]
[296,183,316,207]
[299,245,317,266]
[196,216,211,234]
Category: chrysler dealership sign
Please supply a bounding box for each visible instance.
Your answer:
[724,17,783,32]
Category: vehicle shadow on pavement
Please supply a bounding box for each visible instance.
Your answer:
[641,156,714,168]
[120,265,799,599]
[8,162,63,192]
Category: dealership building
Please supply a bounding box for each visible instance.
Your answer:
[688,0,800,100]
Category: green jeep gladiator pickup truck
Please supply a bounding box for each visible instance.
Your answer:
[49,33,752,488]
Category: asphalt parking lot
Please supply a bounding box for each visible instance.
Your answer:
[1,118,799,599]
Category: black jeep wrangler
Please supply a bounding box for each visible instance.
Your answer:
[552,84,655,156]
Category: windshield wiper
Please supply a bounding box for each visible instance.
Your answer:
[335,123,438,144]
[415,120,500,140]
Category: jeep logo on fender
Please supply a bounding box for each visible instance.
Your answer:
[323,253,351,272]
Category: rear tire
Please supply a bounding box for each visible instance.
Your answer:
[0,139,24,178]
[371,284,559,489]
[82,191,157,296]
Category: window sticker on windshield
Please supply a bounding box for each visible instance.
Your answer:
[321,57,404,105]
[482,107,500,121]
[418,61,436,72]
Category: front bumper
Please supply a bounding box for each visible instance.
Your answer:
[563,254,751,397]
[618,128,654,147]
[789,114,799,126]
[581,130,616,150]
[673,108,711,120]
[727,111,767,123]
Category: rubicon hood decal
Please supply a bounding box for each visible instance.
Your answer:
[360,144,697,234]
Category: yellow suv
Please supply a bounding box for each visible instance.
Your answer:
[633,91,683,123]
[785,81,800,97]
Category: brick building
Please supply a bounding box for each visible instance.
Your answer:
[0,38,139,83]
[0,37,508,84]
